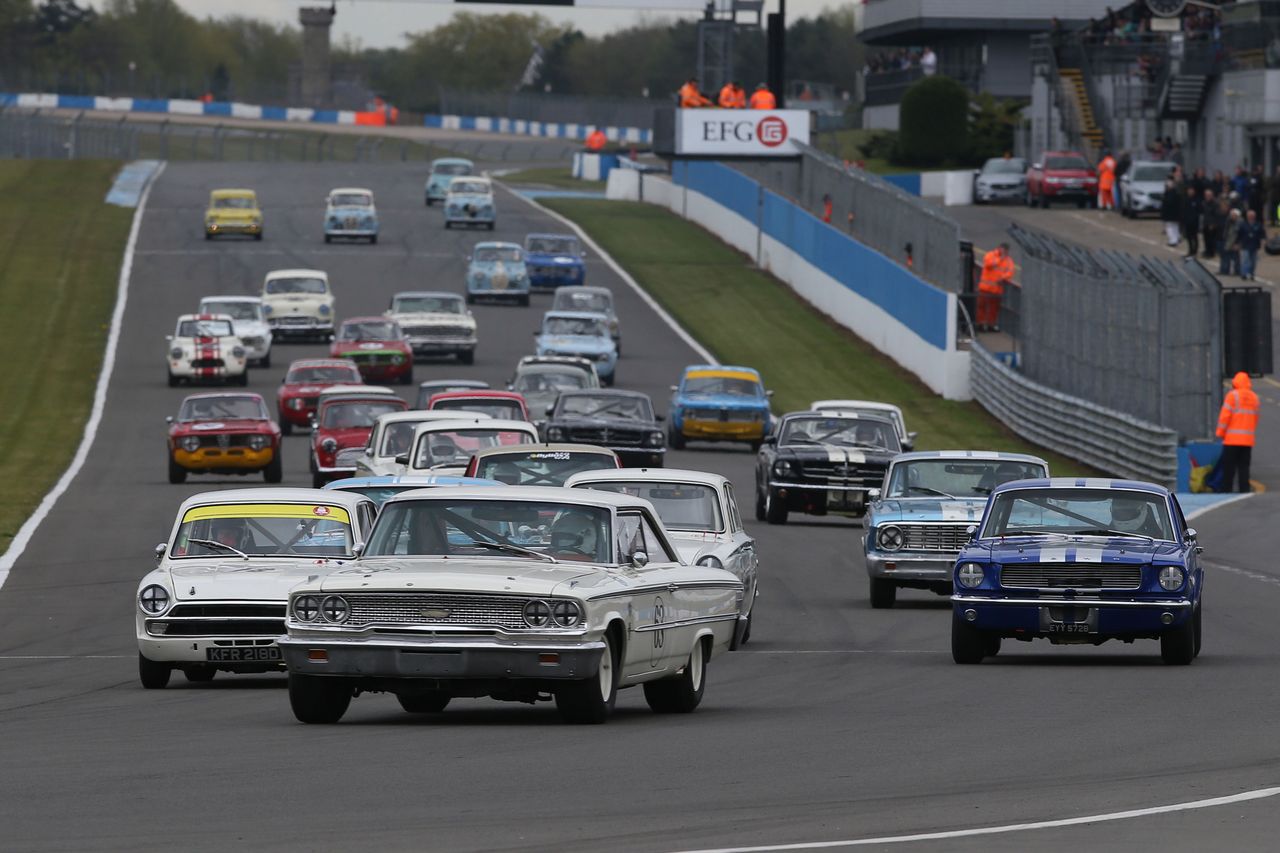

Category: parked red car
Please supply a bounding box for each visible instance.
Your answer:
[329,317,414,385]
[310,391,408,487]
[426,390,530,421]
[1025,151,1098,208]
[276,358,362,435]
[167,392,281,484]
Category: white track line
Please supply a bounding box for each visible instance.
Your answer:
[495,179,718,365]
[0,162,166,591]
[1183,491,1256,521]
[668,786,1280,852]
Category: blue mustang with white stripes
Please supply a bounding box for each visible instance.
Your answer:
[863,451,1048,609]
[951,478,1203,665]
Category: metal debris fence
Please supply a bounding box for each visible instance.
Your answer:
[1008,223,1222,442]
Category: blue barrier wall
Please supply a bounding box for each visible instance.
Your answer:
[883,173,922,195]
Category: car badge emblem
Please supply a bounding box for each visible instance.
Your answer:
[216,434,230,448]
[313,506,331,517]
[421,608,451,620]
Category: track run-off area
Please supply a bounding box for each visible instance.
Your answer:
[2,160,1280,852]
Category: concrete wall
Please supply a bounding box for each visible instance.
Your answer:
[862,104,900,131]
[607,164,971,400]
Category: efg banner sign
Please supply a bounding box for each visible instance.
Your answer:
[675,109,811,157]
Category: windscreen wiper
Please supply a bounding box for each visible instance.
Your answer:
[1071,528,1156,542]
[907,486,959,499]
[469,540,559,564]
[187,538,249,559]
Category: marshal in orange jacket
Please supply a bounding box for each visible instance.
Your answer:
[1217,372,1259,447]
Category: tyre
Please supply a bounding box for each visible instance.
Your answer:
[749,440,763,452]
[602,372,614,387]
[324,234,332,244]
[649,454,663,467]
[1039,192,1049,208]
[1025,189,1034,207]
[869,577,897,609]
[754,484,766,521]
[764,488,788,525]
[1160,616,1196,665]
[138,653,172,689]
[465,293,475,305]
[984,634,1002,657]
[458,350,475,365]
[168,457,187,485]
[235,371,249,387]
[399,370,414,386]
[555,631,617,724]
[615,340,622,357]
[668,423,685,450]
[644,639,708,714]
[397,692,450,713]
[312,471,325,489]
[258,351,270,369]
[426,198,433,207]
[263,453,283,483]
[182,665,216,683]
[254,232,263,241]
[288,673,353,723]
[369,234,378,245]
[205,231,213,240]
[167,370,179,388]
[951,618,986,664]
[487,222,495,231]
[1193,601,1202,658]
[280,419,293,437]
[1077,198,1087,209]
[444,221,452,230]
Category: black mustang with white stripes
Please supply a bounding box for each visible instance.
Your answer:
[754,411,900,524]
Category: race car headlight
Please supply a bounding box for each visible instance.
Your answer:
[1158,566,1185,591]
[550,600,581,628]
[957,562,985,588]
[169,347,184,360]
[391,354,404,364]
[287,398,304,410]
[646,431,664,447]
[596,352,610,362]
[247,435,268,451]
[318,304,332,315]
[696,555,723,569]
[877,525,904,552]
[231,346,246,359]
[292,595,321,622]
[523,599,552,628]
[320,595,349,623]
[180,436,201,452]
[320,437,338,453]
[772,460,793,476]
[546,427,565,441]
[139,584,170,615]
[262,304,273,315]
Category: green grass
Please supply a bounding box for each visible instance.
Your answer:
[809,128,917,175]
[501,166,605,191]
[0,161,134,552]
[541,198,1088,476]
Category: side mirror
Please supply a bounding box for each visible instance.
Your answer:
[164,335,173,341]
[532,330,539,337]
[1032,163,1042,171]
[395,453,409,465]
[545,404,555,416]
[1185,527,1198,540]
[765,390,775,397]
[868,488,881,501]
[352,542,366,558]
[154,542,167,562]
[164,416,174,424]
[762,435,776,446]
[631,551,649,569]
[656,413,665,421]
[966,524,978,542]
[670,385,679,393]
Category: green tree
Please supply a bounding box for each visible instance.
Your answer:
[897,75,969,167]
[967,92,1022,163]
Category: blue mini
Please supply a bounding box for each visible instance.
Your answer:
[425,158,475,206]
[951,478,1203,665]
[466,242,530,306]
[524,233,586,289]
[324,188,378,244]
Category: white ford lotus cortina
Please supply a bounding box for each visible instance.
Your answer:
[135,488,378,689]
[278,486,744,724]
[166,313,248,387]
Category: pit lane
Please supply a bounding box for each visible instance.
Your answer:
[0,162,1278,852]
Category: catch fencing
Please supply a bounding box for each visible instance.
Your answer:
[731,142,966,293]
[1008,223,1221,443]
[970,342,1179,486]
[438,89,661,132]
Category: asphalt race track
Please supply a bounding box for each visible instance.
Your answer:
[2,162,1280,852]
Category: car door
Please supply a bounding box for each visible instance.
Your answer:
[721,483,758,605]
[615,511,682,677]
[635,510,699,673]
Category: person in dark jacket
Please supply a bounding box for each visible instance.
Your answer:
[1269,165,1280,226]
[1230,166,1251,208]
[1201,189,1221,259]
[1220,207,1242,276]
[1211,169,1227,198]
[1160,177,1183,246]
[1249,164,1266,219]
[1238,208,1266,280]
[1182,185,1202,257]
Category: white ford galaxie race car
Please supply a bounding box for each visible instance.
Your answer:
[166,313,249,387]
[279,486,744,724]
[135,488,378,688]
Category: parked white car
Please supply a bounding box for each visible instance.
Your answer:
[262,269,335,341]
[279,486,744,723]
[135,488,378,689]
[198,295,273,367]
[405,418,540,476]
[352,410,493,477]
[166,313,248,387]
[385,291,478,364]
[810,399,916,450]
[567,467,759,646]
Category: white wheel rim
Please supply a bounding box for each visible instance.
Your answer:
[689,644,704,691]
[598,636,613,701]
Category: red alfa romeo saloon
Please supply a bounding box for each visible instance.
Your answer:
[329,317,414,386]
[167,392,282,484]
[276,358,362,435]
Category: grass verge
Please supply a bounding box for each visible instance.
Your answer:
[502,166,605,191]
[540,198,1088,476]
[0,160,133,552]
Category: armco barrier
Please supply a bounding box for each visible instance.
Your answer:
[608,163,970,400]
[0,91,384,125]
[970,341,1178,486]
[425,114,650,144]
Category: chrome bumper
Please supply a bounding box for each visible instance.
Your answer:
[864,550,953,580]
[951,596,1192,609]
[769,480,871,493]
[278,635,605,680]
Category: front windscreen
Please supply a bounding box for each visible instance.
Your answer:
[982,158,1025,175]
[171,503,353,557]
[512,370,589,395]
[1045,156,1089,171]
[982,488,1174,540]
[177,319,234,338]
[339,321,399,341]
[333,485,416,507]
[413,428,533,469]
[544,317,605,337]
[213,196,255,209]
[581,482,721,532]
[392,294,464,314]
[475,451,617,486]
[286,364,360,384]
[201,301,261,321]
[321,400,403,429]
[526,236,579,255]
[820,405,904,435]
[434,162,472,176]
[330,192,371,207]
[556,394,651,420]
[265,277,326,295]
[554,291,610,313]
[779,416,899,451]
[683,375,761,397]
[366,499,612,563]
[474,247,521,263]
[886,459,1045,499]
[178,395,266,421]
[433,398,522,420]
[450,180,489,195]
[1132,165,1174,182]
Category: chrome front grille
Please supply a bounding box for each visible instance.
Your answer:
[344,593,531,629]
[404,325,471,339]
[157,604,286,636]
[567,427,645,447]
[1000,563,1143,590]
[799,461,885,487]
[195,433,257,449]
[896,523,972,553]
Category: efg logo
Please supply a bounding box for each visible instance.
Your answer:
[757,115,787,147]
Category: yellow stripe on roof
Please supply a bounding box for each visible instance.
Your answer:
[687,370,758,381]
[183,504,350,524]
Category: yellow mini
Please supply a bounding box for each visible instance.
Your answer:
[204,188,263,240]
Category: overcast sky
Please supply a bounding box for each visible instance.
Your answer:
[144,1,853,48]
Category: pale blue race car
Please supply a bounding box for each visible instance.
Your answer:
[324,187,378,244]
[425,157,475,206]
[535,310,617,386]
[466,242,530,306]
[444,176,496,230]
